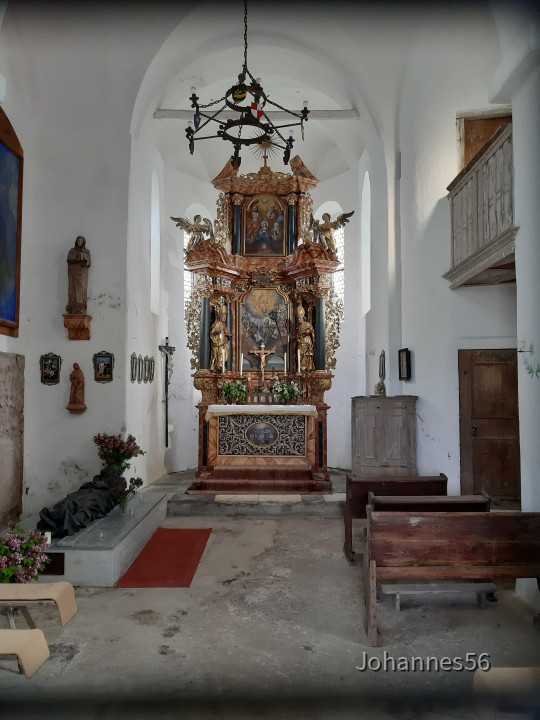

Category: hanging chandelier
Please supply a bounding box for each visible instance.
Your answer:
[185,0,309,170]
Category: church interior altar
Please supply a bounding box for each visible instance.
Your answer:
[188,403,329,494]
[176,154,351,494]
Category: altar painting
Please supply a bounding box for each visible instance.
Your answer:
[243,194,286,256]
[240,288,289,372]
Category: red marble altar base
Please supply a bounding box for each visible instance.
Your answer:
[187,466,332,495]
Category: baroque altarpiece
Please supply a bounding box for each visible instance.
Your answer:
[177,156,346,494]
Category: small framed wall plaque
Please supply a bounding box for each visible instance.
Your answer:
[130,352,138,383]
[137,354,144,383]
[143,355,150,383]
[40,353,61,385]
[398,348,411,381]
[93,351,114,383]
[148,356,155,383]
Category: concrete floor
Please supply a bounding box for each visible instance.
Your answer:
[1,470,539,719]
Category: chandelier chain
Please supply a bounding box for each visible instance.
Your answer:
[243,0,248,71]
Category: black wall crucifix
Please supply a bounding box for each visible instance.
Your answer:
[158,337,176,447]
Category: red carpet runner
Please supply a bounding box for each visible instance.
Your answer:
[116,528,212,588]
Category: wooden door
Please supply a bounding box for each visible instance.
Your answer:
[0,352,25,526]
[458,349,520,503]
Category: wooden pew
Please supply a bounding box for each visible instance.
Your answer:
[367,492,490,513]
[364,509,540,646]
[343,473,448,561]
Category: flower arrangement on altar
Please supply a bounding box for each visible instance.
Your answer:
[0,525,50,583]
[93,433,145,474]
[220,379,246,403]
[271,379,302,403]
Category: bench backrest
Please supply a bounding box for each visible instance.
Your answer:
[367,493,490,512]
[367,510,540,573]
[346,474,448,517]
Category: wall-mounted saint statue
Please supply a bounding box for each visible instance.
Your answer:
[170,214,214,253]
[309,211,354,254]
[66,236,91,315]
[296,305,315,372]
[66,362,86,414]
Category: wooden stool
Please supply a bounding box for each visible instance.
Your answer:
[0,581,77,628]
[0,629,50,678]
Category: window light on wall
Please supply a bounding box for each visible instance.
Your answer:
[332,225,345,306]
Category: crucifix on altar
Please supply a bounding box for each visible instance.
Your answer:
[249,342,275,386]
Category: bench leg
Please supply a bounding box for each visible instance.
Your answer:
[343,506,354,562]
[20,607,36,629]
[395,593,400,612]
[367,560,379,646]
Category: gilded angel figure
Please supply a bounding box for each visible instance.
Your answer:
[309,210,354,254]
[170,214,214,253]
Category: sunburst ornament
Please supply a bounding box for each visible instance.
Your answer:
[185,0,309,169]
[251,134,281,164]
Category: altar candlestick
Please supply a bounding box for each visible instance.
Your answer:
[297,349,301,373]
[284,352,287,376]
[222,349,226,373]
[240,353,243,375]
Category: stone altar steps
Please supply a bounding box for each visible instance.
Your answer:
[186,466,332,494]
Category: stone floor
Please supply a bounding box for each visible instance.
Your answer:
[1,469,539,719]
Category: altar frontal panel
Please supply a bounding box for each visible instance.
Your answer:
[218,414,305,457]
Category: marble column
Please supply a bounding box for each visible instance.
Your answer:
[314,295,326,370]
[199,296,211,370]
[232,195,243,254]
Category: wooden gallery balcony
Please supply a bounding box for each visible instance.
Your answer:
[444,124,517,289]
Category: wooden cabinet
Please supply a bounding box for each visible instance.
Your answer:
[351,396,417,476]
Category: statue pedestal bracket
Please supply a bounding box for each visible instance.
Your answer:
[62,314,92,341]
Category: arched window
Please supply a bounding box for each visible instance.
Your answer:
[150,171,160,315]
[361,172,371,315]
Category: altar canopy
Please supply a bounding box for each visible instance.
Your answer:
[177,156,346,494]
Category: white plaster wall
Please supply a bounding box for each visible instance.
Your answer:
[0,4,178,515]
[397,15,517,494]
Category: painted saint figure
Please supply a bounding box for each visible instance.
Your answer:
[66,236,91,314]
[296,305,315,372]
[209,304,231,373]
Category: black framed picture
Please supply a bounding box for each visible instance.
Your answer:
[148,356,155,383]
[137,354,144,383]
[93,351,114,383]
[398,348,411,381]
[40,353,61,385]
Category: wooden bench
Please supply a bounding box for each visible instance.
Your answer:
[0,581,77,629]
[343,473,448,561]
[0,629,50,678]
[364,510,540,646]
[367,492,490,513]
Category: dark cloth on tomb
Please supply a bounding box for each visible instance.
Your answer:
[37,466,120,539]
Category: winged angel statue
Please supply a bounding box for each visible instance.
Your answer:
[309,211,354,254]
[170,214,214,253]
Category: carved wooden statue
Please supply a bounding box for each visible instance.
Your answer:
[309,211,354,254]
[66,236,91,315]
[210,305,231,373]
[296,306,315,372]
[66,362,86,414]
[171,214,214,253]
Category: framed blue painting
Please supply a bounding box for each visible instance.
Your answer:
[0,108,23,337]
